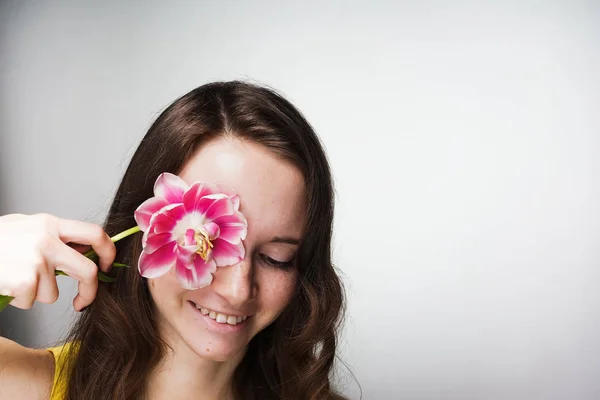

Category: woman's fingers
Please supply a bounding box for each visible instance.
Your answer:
[69,243,91,254]
[44,237,99,311]
[9,273,39,309]
[56,218,116,273]
[36,265,60,304]
[0,213,116,311]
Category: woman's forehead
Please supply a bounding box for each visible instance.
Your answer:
[178,137,306,239]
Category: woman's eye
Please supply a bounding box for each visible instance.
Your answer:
[259,253,294,269]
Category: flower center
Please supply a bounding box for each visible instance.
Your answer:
[194,230,214,260]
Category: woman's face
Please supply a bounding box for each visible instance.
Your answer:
[147,137,305,362]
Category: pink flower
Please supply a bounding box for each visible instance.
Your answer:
[134,173,247,289]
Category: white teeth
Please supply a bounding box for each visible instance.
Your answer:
[192,303,249,324]
[216,313,227,323]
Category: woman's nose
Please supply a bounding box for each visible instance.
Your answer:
[211,258,256,307]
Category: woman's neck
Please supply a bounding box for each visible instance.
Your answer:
[146,330,245,400]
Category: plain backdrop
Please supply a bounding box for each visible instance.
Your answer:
[0,1,598,399]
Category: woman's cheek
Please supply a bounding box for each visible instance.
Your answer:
[148,268,187,305]
[260,268,299,313]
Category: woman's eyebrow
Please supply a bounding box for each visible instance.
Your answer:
[269,236,300,245]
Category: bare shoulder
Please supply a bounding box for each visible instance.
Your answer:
[0,336,54,399]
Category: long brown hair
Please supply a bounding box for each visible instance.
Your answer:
[60,81,346,399]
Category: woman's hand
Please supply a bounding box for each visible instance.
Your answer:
[0,213,116,311]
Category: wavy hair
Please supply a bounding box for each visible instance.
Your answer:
[60,81,346,399]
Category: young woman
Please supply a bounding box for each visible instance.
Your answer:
[0,81,346,399]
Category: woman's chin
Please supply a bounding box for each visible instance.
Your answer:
[182,334,248,362]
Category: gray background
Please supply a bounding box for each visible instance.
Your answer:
[1,1,599,399]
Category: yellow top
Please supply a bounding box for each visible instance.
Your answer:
[47,343,74,400]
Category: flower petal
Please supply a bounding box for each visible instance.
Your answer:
[138,242,177,278]
[176,256,216,290]
[142,229,149,248]
[134,197,169,232]
[211,238,245,266]
[215,183,240,210]
[201,195,235,221]
[203,222,220,240]
[151,204,187,234]
[184,228,195,246]
[183,182,218,213]
[187,194,225,218]
[144,232,174,254]
[194,256,216,288]
[176,258,199,290]
[212,212,247,243]
[177,243,200,265]
[154,173,188,203]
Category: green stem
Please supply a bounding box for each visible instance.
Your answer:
[84,225,141,258]
[0,225,141,312]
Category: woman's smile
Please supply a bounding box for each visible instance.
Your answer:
[187,300,252,333]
